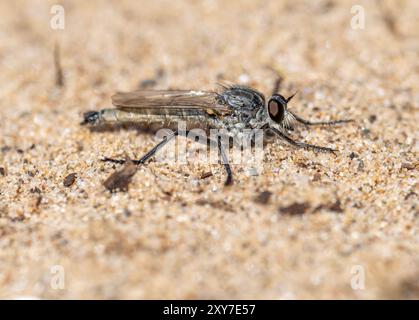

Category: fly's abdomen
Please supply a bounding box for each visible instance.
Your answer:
[98,108,213,131]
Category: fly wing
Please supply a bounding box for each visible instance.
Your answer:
[111,90,231,116]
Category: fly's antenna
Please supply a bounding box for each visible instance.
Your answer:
[286,91,298,103]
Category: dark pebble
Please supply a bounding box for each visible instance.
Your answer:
[368,115,377,123]
[63,173,77,187]
[401,163,415,170]
[279,202,310,215]
[329,200,344,213]
[349,152,358,160]
[104,161,137,192]
[200,171,213,180]
[254,191,272,205]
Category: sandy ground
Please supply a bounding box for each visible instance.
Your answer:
[0,0,418,299]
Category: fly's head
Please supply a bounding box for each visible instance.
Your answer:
[265,92,297,131]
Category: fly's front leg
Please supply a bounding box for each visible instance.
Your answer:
[102,130,179,165]
[289,111,353,126]
[270,127,337,153]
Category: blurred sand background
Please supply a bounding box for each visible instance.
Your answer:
[0,0,418,299]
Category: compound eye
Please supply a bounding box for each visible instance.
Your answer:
[268,99,285,123]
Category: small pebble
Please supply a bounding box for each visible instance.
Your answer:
[200,171,213,180]
[124,208,132,217]
[349,152,358,160]
[401,163,415,170]
[329,200,344,213]
[30,187,41,194]
[254,191,272,205]
[104,162,137,192]
[279,202,310,215]
[312,172,322,181]
[63,173,77,187]
[357,160,365,171]
[361,128,370,138]
[368,115,377,123]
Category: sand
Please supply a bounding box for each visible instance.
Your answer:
[0,0,418,299]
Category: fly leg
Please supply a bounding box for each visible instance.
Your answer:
[270,127,337,153]
[102,130,179,165]
[289,111,353,126]
[184,133,233,186]
[217,136,233,186]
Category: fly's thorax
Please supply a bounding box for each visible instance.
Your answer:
[217,85,266,126]
[218,85,265,110]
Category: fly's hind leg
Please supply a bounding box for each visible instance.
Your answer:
[102,130,179,165]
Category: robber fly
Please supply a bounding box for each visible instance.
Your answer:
[81,83,352,185]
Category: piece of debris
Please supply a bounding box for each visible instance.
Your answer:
[123,208,132,217]
[361,128,370,138]
[27,170,36,177]
[54,42,64,87]
[63,173,77,187]
[0,167,5,176]
[200,171,213,180]
[405,191,417,200]
[1,146,11,153]
[401,162,415,170]
[312,172,322,181]
[357,159,365,171]
[254,191,272,205]
[328,200,344,213]
[314,200,344,213]
[368,114,377,123]
[279,202,310,215]
[104,161,137,192]
[30,187,41,194]
[29,195,43,212]
[349,152,358,160]
[195,198,235,212]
